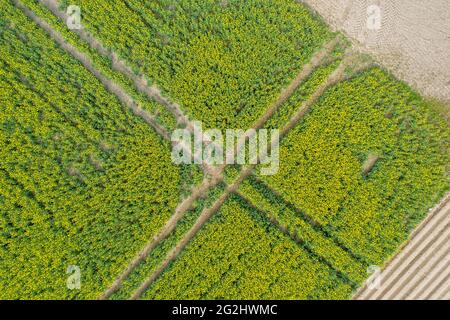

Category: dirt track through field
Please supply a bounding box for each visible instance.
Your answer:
[129,56,356,299]
[211,36,342,178]
[304,0,450,300]
[302,0,450,102]
[21,0,354,299]
[40,0,187,123]
[99,176,221,299]
[354,194,450,300]
[11,0,449,301]
[248,174,370,266]
[39,0,214,174]
[129,166,256,299]
[12,0,212,298]
[12,0,172,141]
[100,37,342,299]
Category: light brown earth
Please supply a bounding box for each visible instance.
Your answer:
[302,0,450,102]
[354,194,450,300]
[13,0,216,298]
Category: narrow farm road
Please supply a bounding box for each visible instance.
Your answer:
[39,0,215,174]
[99,175,222,299]
[213,36,343,177]
[101,37,342,299]
[10,0,212,299]
[40,0,188,125]
[12,0,171,141]
[129,56,357,299]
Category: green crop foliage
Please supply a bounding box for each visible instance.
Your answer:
[110,183,226,300]
[142,196,353,300]
[236,175,369,285]
[259,68,449,265]
[1,0,448,301]
[19,0,178,131]
[61,0,333,130]
[264,41,348,130]
[0,1,181,299]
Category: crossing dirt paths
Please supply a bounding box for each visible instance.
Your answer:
[18,0,448,300]
[100,38,343,299]
[129,57,358,299]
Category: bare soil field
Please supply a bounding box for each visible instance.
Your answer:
[354,194,450,300]
[302,0,450,103]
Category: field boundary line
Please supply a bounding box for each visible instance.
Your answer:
[402,231,449,299]
[12,0,172,142]
[383,224,449,299]
[407,241,450,299]
[99,36,342,298]
[129,165,255,300]
[234,176,370,270]
[129,56,355,299]
[121,0,344,180]
[353,193,450,299]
